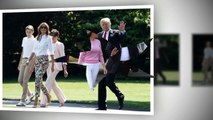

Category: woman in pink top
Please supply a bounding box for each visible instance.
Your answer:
[78,30,107,91]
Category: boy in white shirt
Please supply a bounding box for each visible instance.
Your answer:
[16,25,36,107]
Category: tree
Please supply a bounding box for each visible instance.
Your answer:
[3,9,151,77]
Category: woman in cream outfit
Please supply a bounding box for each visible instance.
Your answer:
[40,29,68,107]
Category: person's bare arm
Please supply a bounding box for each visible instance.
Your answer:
[63,64,68,78]
[26,52,35,65]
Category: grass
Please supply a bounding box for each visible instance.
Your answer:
[192,71,213,86]
[3,76,150,111]
[193,71,212,81]
[155,70,179,85]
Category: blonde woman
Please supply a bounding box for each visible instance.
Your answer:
[27,22,53,108]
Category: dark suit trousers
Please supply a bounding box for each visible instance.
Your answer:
[98,73,123,109]
[124,45,140,71]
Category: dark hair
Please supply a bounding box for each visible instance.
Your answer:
[50,29,60,37]
[84,25,100,34]
[119,20,125,24]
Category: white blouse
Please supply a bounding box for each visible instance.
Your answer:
[32,35,54,56]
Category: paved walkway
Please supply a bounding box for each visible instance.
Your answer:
[2,100,146,115]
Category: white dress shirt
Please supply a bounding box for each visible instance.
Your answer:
[102,30,109,41]
[21,36,36,58]
[32,35,54,56]
[120,47,130,61]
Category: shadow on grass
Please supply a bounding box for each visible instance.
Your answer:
[68,100,150,111]
[107,100,150,111]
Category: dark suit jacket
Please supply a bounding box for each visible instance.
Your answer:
[98,29,126,73]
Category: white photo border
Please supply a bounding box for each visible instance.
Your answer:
[0,5,154,115]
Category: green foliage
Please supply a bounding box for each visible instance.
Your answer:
[47,9,151,56]
[3,9,151,77]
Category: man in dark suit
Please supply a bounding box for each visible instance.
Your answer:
[97,18,150,110]
[97,18,151,110]
[97,18,125,110]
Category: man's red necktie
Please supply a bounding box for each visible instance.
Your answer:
[103,31,107,40]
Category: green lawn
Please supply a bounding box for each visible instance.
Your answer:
[3,76,151,111]
[192,71,213,86]
[155,70,179,85]
[193,71,209,81]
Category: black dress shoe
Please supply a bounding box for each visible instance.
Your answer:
[96,108,107,110]
[118,95,124,110]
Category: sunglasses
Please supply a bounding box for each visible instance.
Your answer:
[40,26,47,29]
